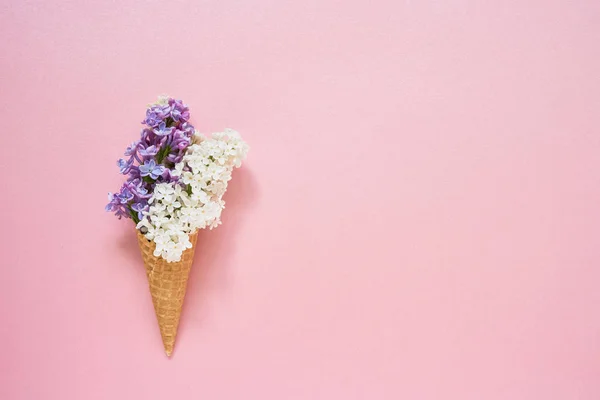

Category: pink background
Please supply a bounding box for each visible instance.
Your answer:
[2,0,600,399]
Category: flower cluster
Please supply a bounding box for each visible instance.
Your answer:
[106,97,248,262]
[105,97,194,223]
[136,129,249,262]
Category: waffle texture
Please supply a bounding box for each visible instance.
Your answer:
[136,230,199,357]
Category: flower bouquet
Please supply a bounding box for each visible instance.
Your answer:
[106,96,248,356]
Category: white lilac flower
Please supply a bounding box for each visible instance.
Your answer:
[136,129,249,262]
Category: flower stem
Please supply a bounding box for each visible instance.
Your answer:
[127,204,140,224]
[156,145,171,164]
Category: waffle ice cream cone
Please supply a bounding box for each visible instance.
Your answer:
[136,230,199,357]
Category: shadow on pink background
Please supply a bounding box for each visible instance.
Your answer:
[1,0,600,399]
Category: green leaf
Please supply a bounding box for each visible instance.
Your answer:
[156,145,171,164]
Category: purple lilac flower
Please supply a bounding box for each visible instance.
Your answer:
[161,167,175,180]
[138,145,158,158]
[176,138,191,150]
[169,99,190,122]
[170,108,181,122]
[105,192,120,212]
[126,165,140,180]
[164,154,178,164]
[169,130,188,149]
[139,128,152,143]
[159,104,171,116]
[117,158,133,174]
[139,159,165,180]
[153,121,174,137]
[106,186,134,220]
[143,108,164,127]
[117,186,135,204]
[131,201,149,220]
[126,179,152,199]
[105,194,129,219]
[108,97,196,221]
[124,141,140,157]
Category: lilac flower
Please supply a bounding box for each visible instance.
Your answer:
[117,158,133,174]
[107,97,197,222]
[139,159,165,180]
[166,153,184,164]
[138,145,158,158]
[140,128,152,143]
[124,141,140,157]
[135,185,149,197]
[126,178,152,199]
[182,110,190,121]
[177,137,191,150]
[180,122,195,136]
[161,167,174,180]
[143,108,164,127]
[131,201,149,220]
[153,121,174,136]
[105,192,120,212]
[158,104,171,116]
[171,107,190,123]
[170,98,184,108]
[126,165,140,180]
[117,186,135,204]
[171,130,191,150]
[107,189,136,220]
[169,99,190,122]
[105,196,129,218]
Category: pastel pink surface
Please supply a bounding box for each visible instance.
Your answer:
[2,0,600,399]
